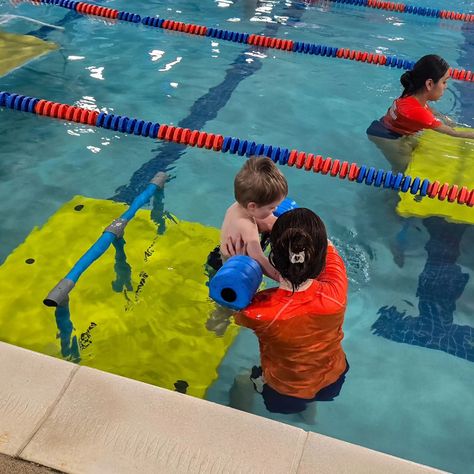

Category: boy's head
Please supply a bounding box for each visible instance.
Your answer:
[234,156,288,218]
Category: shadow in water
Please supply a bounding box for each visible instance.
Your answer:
[373,217,473,361]
[55,302,80,363]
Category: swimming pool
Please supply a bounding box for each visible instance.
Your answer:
[0,0,473,471]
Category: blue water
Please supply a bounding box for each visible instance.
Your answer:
[1,0,474,472]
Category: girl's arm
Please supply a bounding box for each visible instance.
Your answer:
[246,240,281,282]
[433,124,474,139]
[432,109,458,127]
[223,232,281,282]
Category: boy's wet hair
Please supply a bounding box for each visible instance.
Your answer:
[400,54,449,98]
[234,156,288,207]
[269,208,328,292]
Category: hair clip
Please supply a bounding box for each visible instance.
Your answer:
[289,248,305,264]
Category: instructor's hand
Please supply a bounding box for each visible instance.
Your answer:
[224,235,247,256]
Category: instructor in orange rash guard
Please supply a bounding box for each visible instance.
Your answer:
[234,208,348,415]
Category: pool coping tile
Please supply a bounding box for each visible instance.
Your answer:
[21,364,307,474]
[1,342,448,474]
[0,342,77,457]
[297,432,448,474]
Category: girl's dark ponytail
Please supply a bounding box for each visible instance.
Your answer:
[400,71,415,96]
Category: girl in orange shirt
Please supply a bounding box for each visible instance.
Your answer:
[367,54,474,173]
[233,208,349,416]
[367,55,474,267]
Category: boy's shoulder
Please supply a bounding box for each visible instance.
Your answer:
[237,217,260,243]
[227,206,258,233]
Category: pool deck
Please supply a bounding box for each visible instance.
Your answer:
[0,341,447,474]
[0,453,61,473]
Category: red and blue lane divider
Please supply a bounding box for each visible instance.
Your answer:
[325,0,474,23]
[2,90,474,207]
[20,0,474,83]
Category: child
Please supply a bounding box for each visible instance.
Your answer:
[233,208,348,416]
[220,156,288,282]
[367,54,474,173]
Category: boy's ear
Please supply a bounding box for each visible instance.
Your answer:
[246,202,257,212]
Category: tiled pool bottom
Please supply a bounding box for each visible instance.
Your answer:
[0,341,446,474]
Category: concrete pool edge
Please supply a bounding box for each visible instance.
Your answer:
[0,342,447,474]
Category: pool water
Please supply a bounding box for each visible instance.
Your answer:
[1,0,473,472]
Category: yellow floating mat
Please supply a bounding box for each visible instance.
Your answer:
[0,30,57,77]
[397,129,474,224]
[0,196,238,398]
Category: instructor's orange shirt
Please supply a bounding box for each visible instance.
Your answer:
[235,245,348,399]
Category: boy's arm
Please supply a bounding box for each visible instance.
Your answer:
[225,218,280,282]
[246,240,281,282]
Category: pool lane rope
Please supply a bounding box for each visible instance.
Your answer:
[2,90,474,209]
[15,0,474,83]
[316,0,474,23]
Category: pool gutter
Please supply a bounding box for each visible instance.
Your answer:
[0,341,446,473]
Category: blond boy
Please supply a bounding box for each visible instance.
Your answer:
[220,157,288,282]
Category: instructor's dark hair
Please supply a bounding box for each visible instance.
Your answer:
[400,54,449,98]
[269,208,327,292]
